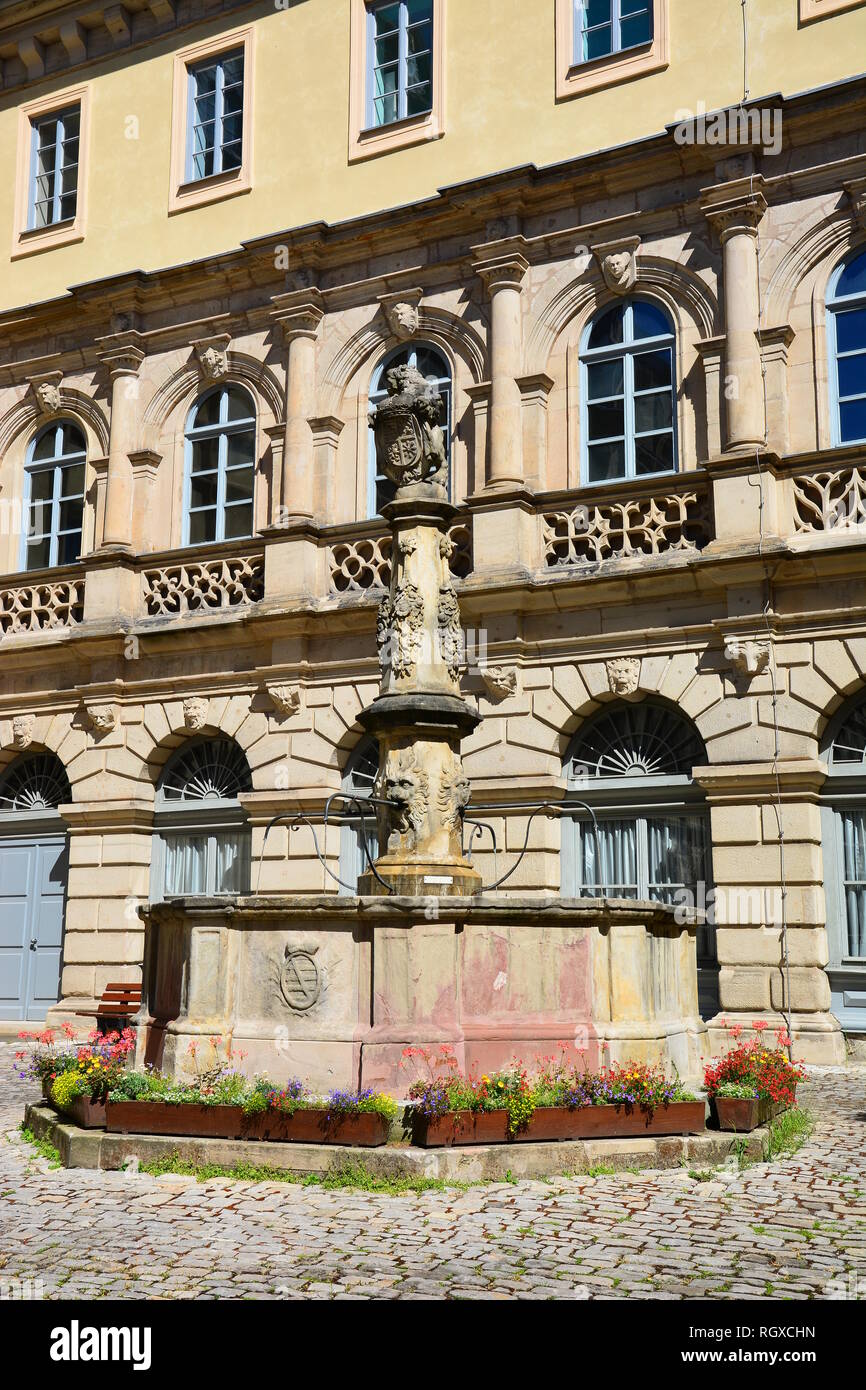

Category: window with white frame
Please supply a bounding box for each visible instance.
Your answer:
[153,738,252,901]
[28,104,80,230]
[339,738,380,893]
[23,422,86,571]
[574,0,653,62]
[184,385,256,546]
[828,247,866,447]
[366,0,434,129]
[564,700,716,1013]
[581,298,677,484]
[821,696,866,1031]
[368,343,451,516]
[186,48,244,183]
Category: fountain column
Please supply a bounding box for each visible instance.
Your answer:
[358,364,481,897]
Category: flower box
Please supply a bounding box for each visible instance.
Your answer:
[49,1094,107,1128]
[710,1095,791,1132]
[104,1101,390,1146]
[413,1100,706,1147]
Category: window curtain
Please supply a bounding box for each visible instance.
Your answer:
[164,834,208,895]
[214,832,247,894]
[841,808,866,958]
[647,816,708,900]
[581,818,638,897]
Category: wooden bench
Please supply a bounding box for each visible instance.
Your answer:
[75,982,142,1032]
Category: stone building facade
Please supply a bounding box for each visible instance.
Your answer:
[0,0,865,1066]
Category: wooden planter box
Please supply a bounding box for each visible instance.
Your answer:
[710,1095,790,1132]
[413,1101,706,1147]
[49,1093,107,1128]
[105,1102,390,1146]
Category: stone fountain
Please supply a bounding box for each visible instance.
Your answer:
[137,369,707,1090]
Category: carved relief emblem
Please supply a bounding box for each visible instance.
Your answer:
[182,696,208,731]
[479,666,517,702]
[369,365,448,494]
[11,714,35,749]
[724,638,770,679]
[279,945,321,1013]
[437,758,472,835]
[193,335,231,380]
[605,657,641,696]
[437,583,463,684]
[85,703,118,734]
[377,581,425,680]
[267,683,302,718]
[385,300,420,341]
[30,374,63,417]
[592,237,641,296]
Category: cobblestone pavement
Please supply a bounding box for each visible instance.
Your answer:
[1,1043,864,1301]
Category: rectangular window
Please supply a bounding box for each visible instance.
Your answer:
[367,0,434,129]
[28,105,80,230]
[162,829,249,897]
[574,0,653,63]
[186,49,244,183]
[840,808,866,958]
[25,462,85,571]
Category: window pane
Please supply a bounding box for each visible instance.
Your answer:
[59,193,77,221]
[581,818,637,896]
[587,359,624,399]
[648,817,707,895]
[193,393,222,428]
[375,32,399,64]
[620,11,652,48]
[223,503,253,539]
[406,0,433,20]
[221,112,242,146]
[635,432,674,474]
[841,809,866,957]
[631,301,671,340]
[56,530,81,566]
[222,53,244,85]
[223,83,244,116]
[194,64,217,95]
[191,437,220,473]
[225,467,254,504]
[374,3,401,33]
[58,499,83,534]
[837,354,866,400]
[190,474,219,510]
[194,92,216,123]
[587,440,626,482]
[634,348,673,392]
[214,832,248,894]
[584,25,613,60]
[407,83,432,116]
[408,22,432,54]
[634,391,673,433]
[26,537,51,571]
[164,835,208,895]
[836,252,866,299]
[225,388,254,422]
[407,52,432,86]
[839,398,866,444]
[587,304,624,348]
[189,510,216,546]
[28,500,50,537]
[221,142,242,171]
[62,109,80,138]
[588,399,625,440]
[29,468,54,501]
[835,307,866,355]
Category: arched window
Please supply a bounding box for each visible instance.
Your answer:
[368,343,451,517]
[0,752,71,813]
[820,694,866,1030]
[828,248,866,447]
[23,421,86,571]
[581,299,677,485]
[339,738,379,893]
[153,737,252,900]
[564,700,716,1014]
[183,385,256,546]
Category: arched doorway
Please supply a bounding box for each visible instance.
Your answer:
[0,752,71,1020]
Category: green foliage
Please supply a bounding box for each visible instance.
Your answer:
[715,1081,759,1100]
[19,1124,62,1169]
[50,1070,88,1110]
[762,1106,812,1161]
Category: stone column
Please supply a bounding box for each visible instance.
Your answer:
[472,239,529,488]
[701,177,768,454]
[270,290,324,525]
[96,334,145,551]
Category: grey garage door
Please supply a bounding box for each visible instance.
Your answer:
[0,836,68,1022]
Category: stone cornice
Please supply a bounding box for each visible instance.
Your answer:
[0,0,259,95]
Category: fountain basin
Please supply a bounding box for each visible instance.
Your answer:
[137,895,706,1091]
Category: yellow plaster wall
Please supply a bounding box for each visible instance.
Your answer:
[0,0,863,312]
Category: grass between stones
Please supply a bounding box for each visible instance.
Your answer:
[762,1107,813,1162]
[138,1154,470,1195]
[18,1125,62,1169]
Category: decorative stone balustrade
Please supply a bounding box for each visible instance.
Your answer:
[142,553,265,617]
[0,576,85,638]
[328,521,472,594]
[542,485,712,568]
[792,464,866,534]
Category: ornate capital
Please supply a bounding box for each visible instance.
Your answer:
[379,288,423,341]
[96,332,146,379]
[271,289,325,343]
[471,236,530,294]
[592,236,641,295]
[27,371,64,418]
[701,176,768,242]
[192,334,232,380]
